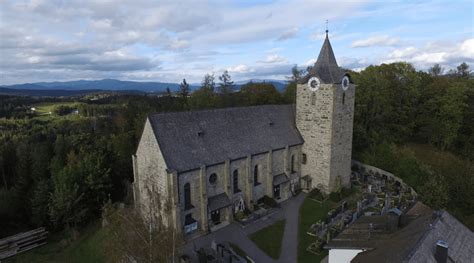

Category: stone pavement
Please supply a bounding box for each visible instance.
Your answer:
[181,193,306,263]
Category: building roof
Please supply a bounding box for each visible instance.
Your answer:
[273,173,290,186]
[301,31,346,85]
[148,105,303,172]
[326,202,474,263]
[208,193,232,211]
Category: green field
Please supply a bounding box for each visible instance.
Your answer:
[31,102,84,119]
[7,223,108,263]
[249,219,286,259]
[298,198,337,263]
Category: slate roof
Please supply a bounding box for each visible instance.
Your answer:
[273,173,290,186]
[300,31,346,85]
[148,105,303,172]
[326,202,474,263]
[208,193,232,211]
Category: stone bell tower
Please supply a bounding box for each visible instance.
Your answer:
[296,30,355,193]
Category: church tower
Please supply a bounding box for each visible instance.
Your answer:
[296,30,355,193]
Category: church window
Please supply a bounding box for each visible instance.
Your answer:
[184,183,193,210]
[311,93,316,105]
[254,165,259,186]
[291,154,296,173]
[233,169,240,193]
[209,173,217,185]
[302,153,307,164]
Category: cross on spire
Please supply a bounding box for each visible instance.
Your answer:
[325,19,329,36]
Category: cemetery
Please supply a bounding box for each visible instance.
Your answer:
[303,160,418,256]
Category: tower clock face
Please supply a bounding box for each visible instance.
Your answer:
[308,77,320,91]
[341,76,350,91]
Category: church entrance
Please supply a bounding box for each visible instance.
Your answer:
[273,184,281,199]
[211,209,221,225]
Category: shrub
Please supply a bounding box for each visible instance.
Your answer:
[341,187,353,198]
[308,189,325,201]
[329,192,341,202]
[262,195,278,208]
[234,211,245,221]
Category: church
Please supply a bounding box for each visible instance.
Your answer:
[132,31,355,238]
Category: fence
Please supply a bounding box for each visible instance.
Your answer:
[0,227,48,260]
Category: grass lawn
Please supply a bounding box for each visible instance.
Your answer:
[32,102,84,120]
[7,223,108,263]
[298,198,337,263]
[249,219,286,259]
[229,242,251,263]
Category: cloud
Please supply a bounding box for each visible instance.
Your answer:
[277,27,298,41]
[351,35,399,48]
[227,64,251,74]
[257,54,288,64]
[381,38,474,69]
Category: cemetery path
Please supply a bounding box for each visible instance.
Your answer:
[276,192,306,263]
[181,192,306,263]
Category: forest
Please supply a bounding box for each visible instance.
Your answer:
[0,62,473,243]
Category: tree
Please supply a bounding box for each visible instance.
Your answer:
[218,70,235,107]
[49,151,111,230]
[287,65,304,83]
[218,70,234,94]
[429,64,443,77]
[178,78,190,109]
[352,63,421,151]
[457,62,471,79]
[283,82,296,104]
[420,79,467,150]
[30,178,51,226]
[283,65,304,104]
[240,82,282,105]
[418,172,449,209]
[201,73,216,92]
[103,181,181,263]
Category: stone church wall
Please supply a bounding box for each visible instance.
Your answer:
[330,83,355,189]
[178,169,202,230]
[251,153,269,203]
[272,149,285,175]
[296,83,335,193]
[134,118,171,226]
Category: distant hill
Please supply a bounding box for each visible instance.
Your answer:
[2,78,289,96]
[0,87,145,97]
[234,79,288,92]
[6,79,183,92]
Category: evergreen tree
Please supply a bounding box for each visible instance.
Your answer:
[457,62,471,79]
[218,70,234,94]
[201,73,216,92]
[178,78,190,109]
[429,64,443,76]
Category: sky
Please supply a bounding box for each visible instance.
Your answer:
[0,0,473,85]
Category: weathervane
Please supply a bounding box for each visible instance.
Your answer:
[325,19,329,36]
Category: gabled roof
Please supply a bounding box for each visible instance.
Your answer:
[326,202,474,263]
[148,105,303,172]
[301,31,345,84]
[208,193,232,211]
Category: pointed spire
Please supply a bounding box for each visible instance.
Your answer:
[316,31,338,68]
[301,27,344,84]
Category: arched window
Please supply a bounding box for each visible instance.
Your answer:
[233,169,240,193]
[342,92,346,105]
[184,183,192,209]
[254,165,259,186]
[291,154,296,173]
